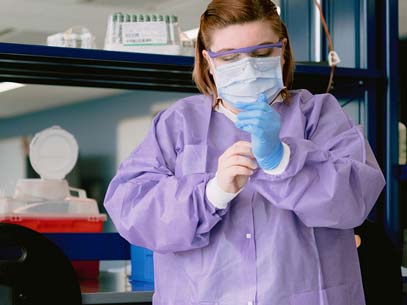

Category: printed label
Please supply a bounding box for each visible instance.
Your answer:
[122,22,168,45]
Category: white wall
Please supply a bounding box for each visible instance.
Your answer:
[0,136,26,196]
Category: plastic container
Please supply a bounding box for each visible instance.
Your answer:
[47,26,96,49]
[104,12,194,56]
[0,214,105,233]
[0,126,107,279]
[0,212,106,279]
[130,245,154,283]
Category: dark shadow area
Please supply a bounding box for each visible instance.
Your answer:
[355,220,402,305]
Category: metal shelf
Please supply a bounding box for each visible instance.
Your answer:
[0,42,384,94]
[0,42,197,92]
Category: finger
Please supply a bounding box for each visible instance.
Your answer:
[237,124,265,138]
[235,93,267,106]
[222,147,254,162]
[233,140,252,148]
[224,166,254,177]
[237,111,280,128]
[235,117,265,129]
[236,102,271,111]
[223,142,254,159]
[244,102,273,111]
[222,155,258,170]
[223,141,252,155]
[234,97,271,111]
[236,110,266,121]
[233,103,252,111]
[224,141,252,155]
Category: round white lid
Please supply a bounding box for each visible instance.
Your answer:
[29,126,78,179]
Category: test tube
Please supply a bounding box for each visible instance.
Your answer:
[105,14,115,45]
[172,15,180,45]
[118,13,124,44]
[113,13,122,44]
[165,15,171,44]
[168,15,176,45]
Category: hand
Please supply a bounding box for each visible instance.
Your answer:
[234,94,283,170]
[216,141,257,193]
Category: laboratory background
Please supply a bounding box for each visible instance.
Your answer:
[0,0,405,304]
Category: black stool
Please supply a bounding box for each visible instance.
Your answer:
[0,223,82,305]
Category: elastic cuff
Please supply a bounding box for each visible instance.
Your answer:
[257,141,284,170]
[263,142,290,175]
[205,174,242,209]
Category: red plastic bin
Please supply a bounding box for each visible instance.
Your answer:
[0,214,106,280]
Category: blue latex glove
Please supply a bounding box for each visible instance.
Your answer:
[234,94,283,170]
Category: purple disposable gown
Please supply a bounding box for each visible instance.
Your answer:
[104,89,386,305]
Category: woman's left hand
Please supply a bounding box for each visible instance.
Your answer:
[234,94,283,170]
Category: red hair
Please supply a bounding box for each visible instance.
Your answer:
[192,0,295,106]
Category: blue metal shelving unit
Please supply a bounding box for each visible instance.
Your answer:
[0,42,384,94]
[0,0,401,253]
[382,0,400,247]
[0,42,197,92]
[281,0,400,247]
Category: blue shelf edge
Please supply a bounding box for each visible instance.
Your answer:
[0,42,194,66]
[44,232,131,261]
[0,41,384,80]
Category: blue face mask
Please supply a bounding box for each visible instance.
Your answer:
[213,56,285,107]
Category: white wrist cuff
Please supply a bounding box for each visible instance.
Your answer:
[206,174,242,209]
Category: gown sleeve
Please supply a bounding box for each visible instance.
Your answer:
[103,108,222,254]
[250,93,386,229]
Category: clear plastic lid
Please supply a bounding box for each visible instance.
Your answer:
[29,126,78,180]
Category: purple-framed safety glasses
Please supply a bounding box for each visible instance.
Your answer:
[207,41,283,58]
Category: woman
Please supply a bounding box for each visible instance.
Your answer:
[104,1,386,304]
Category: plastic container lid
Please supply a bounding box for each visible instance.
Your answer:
[29,126,78,180]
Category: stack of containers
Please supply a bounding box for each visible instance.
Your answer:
[47,26,96,49]
[104,12,194,56]
[0,126,106,279]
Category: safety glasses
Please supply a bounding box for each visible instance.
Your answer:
[207,41,283,66]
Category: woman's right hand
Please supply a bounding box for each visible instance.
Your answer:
[216,141,257,193]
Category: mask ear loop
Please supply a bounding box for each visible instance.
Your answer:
[269,89,284,105]
[208,56,223,108]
